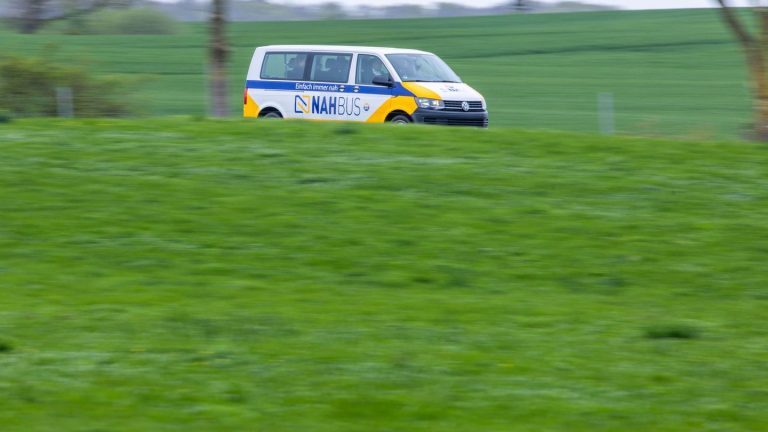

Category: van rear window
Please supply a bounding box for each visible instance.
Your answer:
[261,52,308,80]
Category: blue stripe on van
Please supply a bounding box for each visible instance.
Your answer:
[245,80,414,97]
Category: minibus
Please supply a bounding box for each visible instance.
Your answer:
[244,45,488,127]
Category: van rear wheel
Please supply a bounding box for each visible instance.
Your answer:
[389,114,411,125]
[261,111,282,119]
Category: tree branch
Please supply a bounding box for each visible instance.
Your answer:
[716,0,755,47]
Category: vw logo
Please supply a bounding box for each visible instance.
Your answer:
[461,101,470,112]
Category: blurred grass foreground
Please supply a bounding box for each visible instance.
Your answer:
[1,118,767,430]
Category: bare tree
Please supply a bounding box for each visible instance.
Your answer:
[8,0,130,34]
[715,2,768,140]
[209,0,230,117]
[16,0,55,33]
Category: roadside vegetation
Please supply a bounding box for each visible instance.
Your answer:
[0,55,138,117]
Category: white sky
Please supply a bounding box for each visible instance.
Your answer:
[158,0,756,10]
[278,0,753,9]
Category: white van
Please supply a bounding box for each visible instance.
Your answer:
[244,45,488,127]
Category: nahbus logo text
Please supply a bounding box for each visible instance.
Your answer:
[295,95,362,116]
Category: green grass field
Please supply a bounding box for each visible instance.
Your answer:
[0,9,755,139]
[2,118,767,430]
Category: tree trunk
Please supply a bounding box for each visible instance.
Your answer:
[715,2,768,140]
[209,0,229,118]
[751,9,768,140]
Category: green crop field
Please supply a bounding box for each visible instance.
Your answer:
[0,9,755,139]
[1,118,768,430]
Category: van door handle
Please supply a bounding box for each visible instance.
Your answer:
[353,86,360,93]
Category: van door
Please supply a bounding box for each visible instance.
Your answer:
[353,54,395,123]
[295,53,356,121]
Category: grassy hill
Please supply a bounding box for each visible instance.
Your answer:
[0,9,753,139]
[1,118,767,430]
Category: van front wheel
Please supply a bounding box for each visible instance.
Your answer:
[389,114,411,125]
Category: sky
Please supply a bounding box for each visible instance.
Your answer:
[155,0,754,9]
[277,0,752,9]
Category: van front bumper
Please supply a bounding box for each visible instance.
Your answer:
[412,109,489,128]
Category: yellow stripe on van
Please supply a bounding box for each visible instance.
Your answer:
[366,96,418,123]
[401,82,441,100]
[244,94,260,118]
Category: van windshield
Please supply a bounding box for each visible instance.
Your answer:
[385,54,461,83]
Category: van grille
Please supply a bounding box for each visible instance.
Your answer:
[423,116,489,127]
[443,100,484,112]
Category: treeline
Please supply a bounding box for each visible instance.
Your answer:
[0,0,618,25]
[148,0,617,21]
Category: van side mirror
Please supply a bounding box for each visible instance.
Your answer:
[372,75,393,87]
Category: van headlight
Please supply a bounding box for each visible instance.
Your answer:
[415,98,444,110]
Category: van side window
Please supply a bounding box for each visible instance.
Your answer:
[310,53,352,83]
[261,52,308,80]
[356,55,390,85]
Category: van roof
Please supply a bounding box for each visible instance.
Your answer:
[257,45,433,55]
